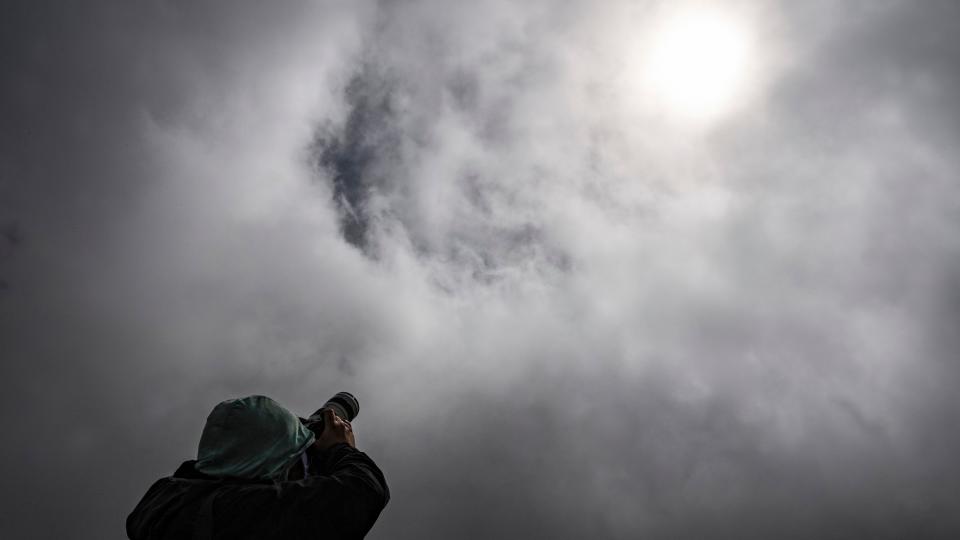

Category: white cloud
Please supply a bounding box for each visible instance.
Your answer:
[3,0,959,537]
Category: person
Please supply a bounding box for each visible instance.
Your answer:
[127,395,389,539]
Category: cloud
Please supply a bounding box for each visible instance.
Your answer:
[2,0,959,538]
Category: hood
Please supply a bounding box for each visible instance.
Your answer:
[195,395,314,480]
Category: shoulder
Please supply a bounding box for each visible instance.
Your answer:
[128,463,281,539]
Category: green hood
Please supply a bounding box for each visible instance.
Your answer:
[196,395,315,480]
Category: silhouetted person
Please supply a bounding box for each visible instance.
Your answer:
[127,395,389,539]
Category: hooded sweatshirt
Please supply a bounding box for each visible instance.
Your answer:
[127,396,389,539]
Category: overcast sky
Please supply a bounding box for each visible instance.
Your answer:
[2,0,960,538]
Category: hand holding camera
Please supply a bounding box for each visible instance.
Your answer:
[315,408,355,450]
[305,392,360,450]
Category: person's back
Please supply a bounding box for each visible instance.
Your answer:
[127,395,389,540]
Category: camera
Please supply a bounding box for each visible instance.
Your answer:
[303,391,359,437]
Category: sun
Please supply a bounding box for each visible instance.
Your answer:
[634,6,755,123]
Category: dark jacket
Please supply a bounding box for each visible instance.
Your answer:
[127,444,389,539]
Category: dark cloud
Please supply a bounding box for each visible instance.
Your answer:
[2,1,960,539]
[315,64,403,250]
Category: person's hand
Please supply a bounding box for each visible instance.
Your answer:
[314,408,355,450]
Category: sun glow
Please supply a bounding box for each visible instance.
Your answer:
[633,6,756,123]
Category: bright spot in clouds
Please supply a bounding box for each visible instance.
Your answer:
[636,6,755,123]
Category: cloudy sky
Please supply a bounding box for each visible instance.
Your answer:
[2,0,960,538]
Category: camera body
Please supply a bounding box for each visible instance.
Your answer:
[303,391,359,437]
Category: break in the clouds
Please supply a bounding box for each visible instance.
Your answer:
[2,0,959,538]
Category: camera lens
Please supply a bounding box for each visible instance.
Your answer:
[308,391,359,424]
[325,391,359,421]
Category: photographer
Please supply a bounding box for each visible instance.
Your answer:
[127,395,389,539]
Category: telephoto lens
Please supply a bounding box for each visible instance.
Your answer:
[305,392,359,436]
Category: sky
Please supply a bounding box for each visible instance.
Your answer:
[2,0,959,538]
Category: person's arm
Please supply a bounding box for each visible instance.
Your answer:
[283,409,390,538]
